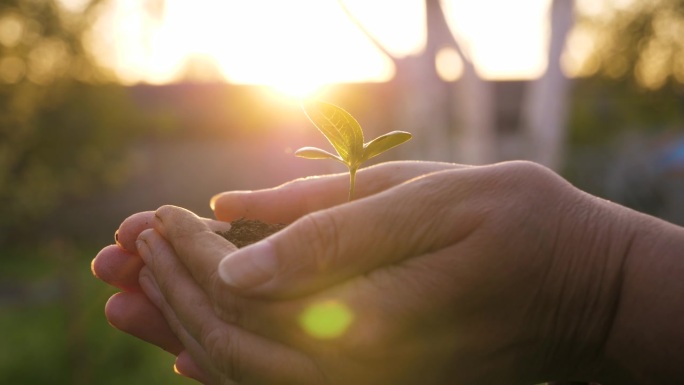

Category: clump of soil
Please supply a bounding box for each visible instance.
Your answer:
[216,218,286,248]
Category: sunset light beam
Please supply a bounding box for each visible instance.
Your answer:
[88,0,556,93]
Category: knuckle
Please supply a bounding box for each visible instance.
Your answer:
[498,161,567,208]
[210,291,245,327]
[153,264,182,293]
[493,160,555,189]
[202,327,243,382]
[155,205,207,239]
[136,228,154,243]
[154,205,177,222]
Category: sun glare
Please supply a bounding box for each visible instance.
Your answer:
[265,79,327,100]
[91,0,555,91]
[299,300,354,340]
[443,0,552,79]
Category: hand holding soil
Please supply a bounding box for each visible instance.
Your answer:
[93,160,684,385]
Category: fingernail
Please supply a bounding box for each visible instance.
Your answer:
[210,191,250,212]
[136,238,150,262]
[209,193,223,211]
[90,257,98,278]
[206,218,232,233]
[218,240,278,290]
[136,229,155,262]
[174,351,211,383]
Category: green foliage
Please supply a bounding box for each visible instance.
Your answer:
[0,1,169,244]
[568,78,684,145]
[0,0,112,84]
[576,0,684,90]
[565,0,684,149]
[296,100,412,200]
[0,82,160,244]
[0,246,192,385]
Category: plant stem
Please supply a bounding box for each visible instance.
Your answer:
[348,167,357,201]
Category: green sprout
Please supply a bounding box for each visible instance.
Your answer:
[296,100,412,201]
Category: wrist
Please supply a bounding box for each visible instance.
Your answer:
[536,194,639,382]
[597,209,684,384]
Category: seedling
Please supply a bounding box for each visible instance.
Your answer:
[296,100,412,201]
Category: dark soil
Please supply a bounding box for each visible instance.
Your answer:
[216,218,286,248]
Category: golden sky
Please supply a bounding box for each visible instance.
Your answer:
[85,0,557,93]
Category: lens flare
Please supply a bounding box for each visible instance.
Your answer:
[299,300,354,340]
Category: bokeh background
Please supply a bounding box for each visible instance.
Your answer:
[2,0,684,383]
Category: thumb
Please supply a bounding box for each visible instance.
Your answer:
[211,161,459,223]
[217,169,473,298]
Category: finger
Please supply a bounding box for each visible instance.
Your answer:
[217,167,480,298]
[151,205,237,298]
[174,351,214,384]
[92,245,145,291]
[150,206,309,343]
[105,291,184,355]
[211,160,460,223]
[137,222,300,344]
[117,211,231,254]
[101,210,234,382]
[101,210,231,292]
[137,232,323,385]
[116,211,156,253]
[138,265,224,384]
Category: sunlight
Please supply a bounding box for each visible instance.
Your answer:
[176,0,395,87]
[336,0,426,57]
[435,47,464,81]
[443,0,552,79]
[90,0,555,89]
[264,78,327,100]
[299,300,354,340]
[91,0,394,90]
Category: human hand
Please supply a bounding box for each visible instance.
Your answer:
[93,160,458,383]
[91,210,234,380]
[128,161,637,384]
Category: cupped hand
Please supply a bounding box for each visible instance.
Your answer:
[210,160,460,223]
[92,160,458,382]
[91,210,232,380]
[129,161,634,384]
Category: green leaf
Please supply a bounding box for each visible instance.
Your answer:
[294,146,344,163]
[297,100,413,202]
[362,131,412,162]
[301,100,364,165]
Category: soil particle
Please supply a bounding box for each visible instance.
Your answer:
[216,218,286,248]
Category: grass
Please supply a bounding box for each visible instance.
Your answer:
[0,244,572,385]
[0,244,192,385]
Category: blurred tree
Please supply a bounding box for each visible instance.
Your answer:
[562,0,684,219]
[566,0,684,146]
[574,0,684,90]
[0,0,154,244]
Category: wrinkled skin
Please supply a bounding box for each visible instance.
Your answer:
[92,161,684,385]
